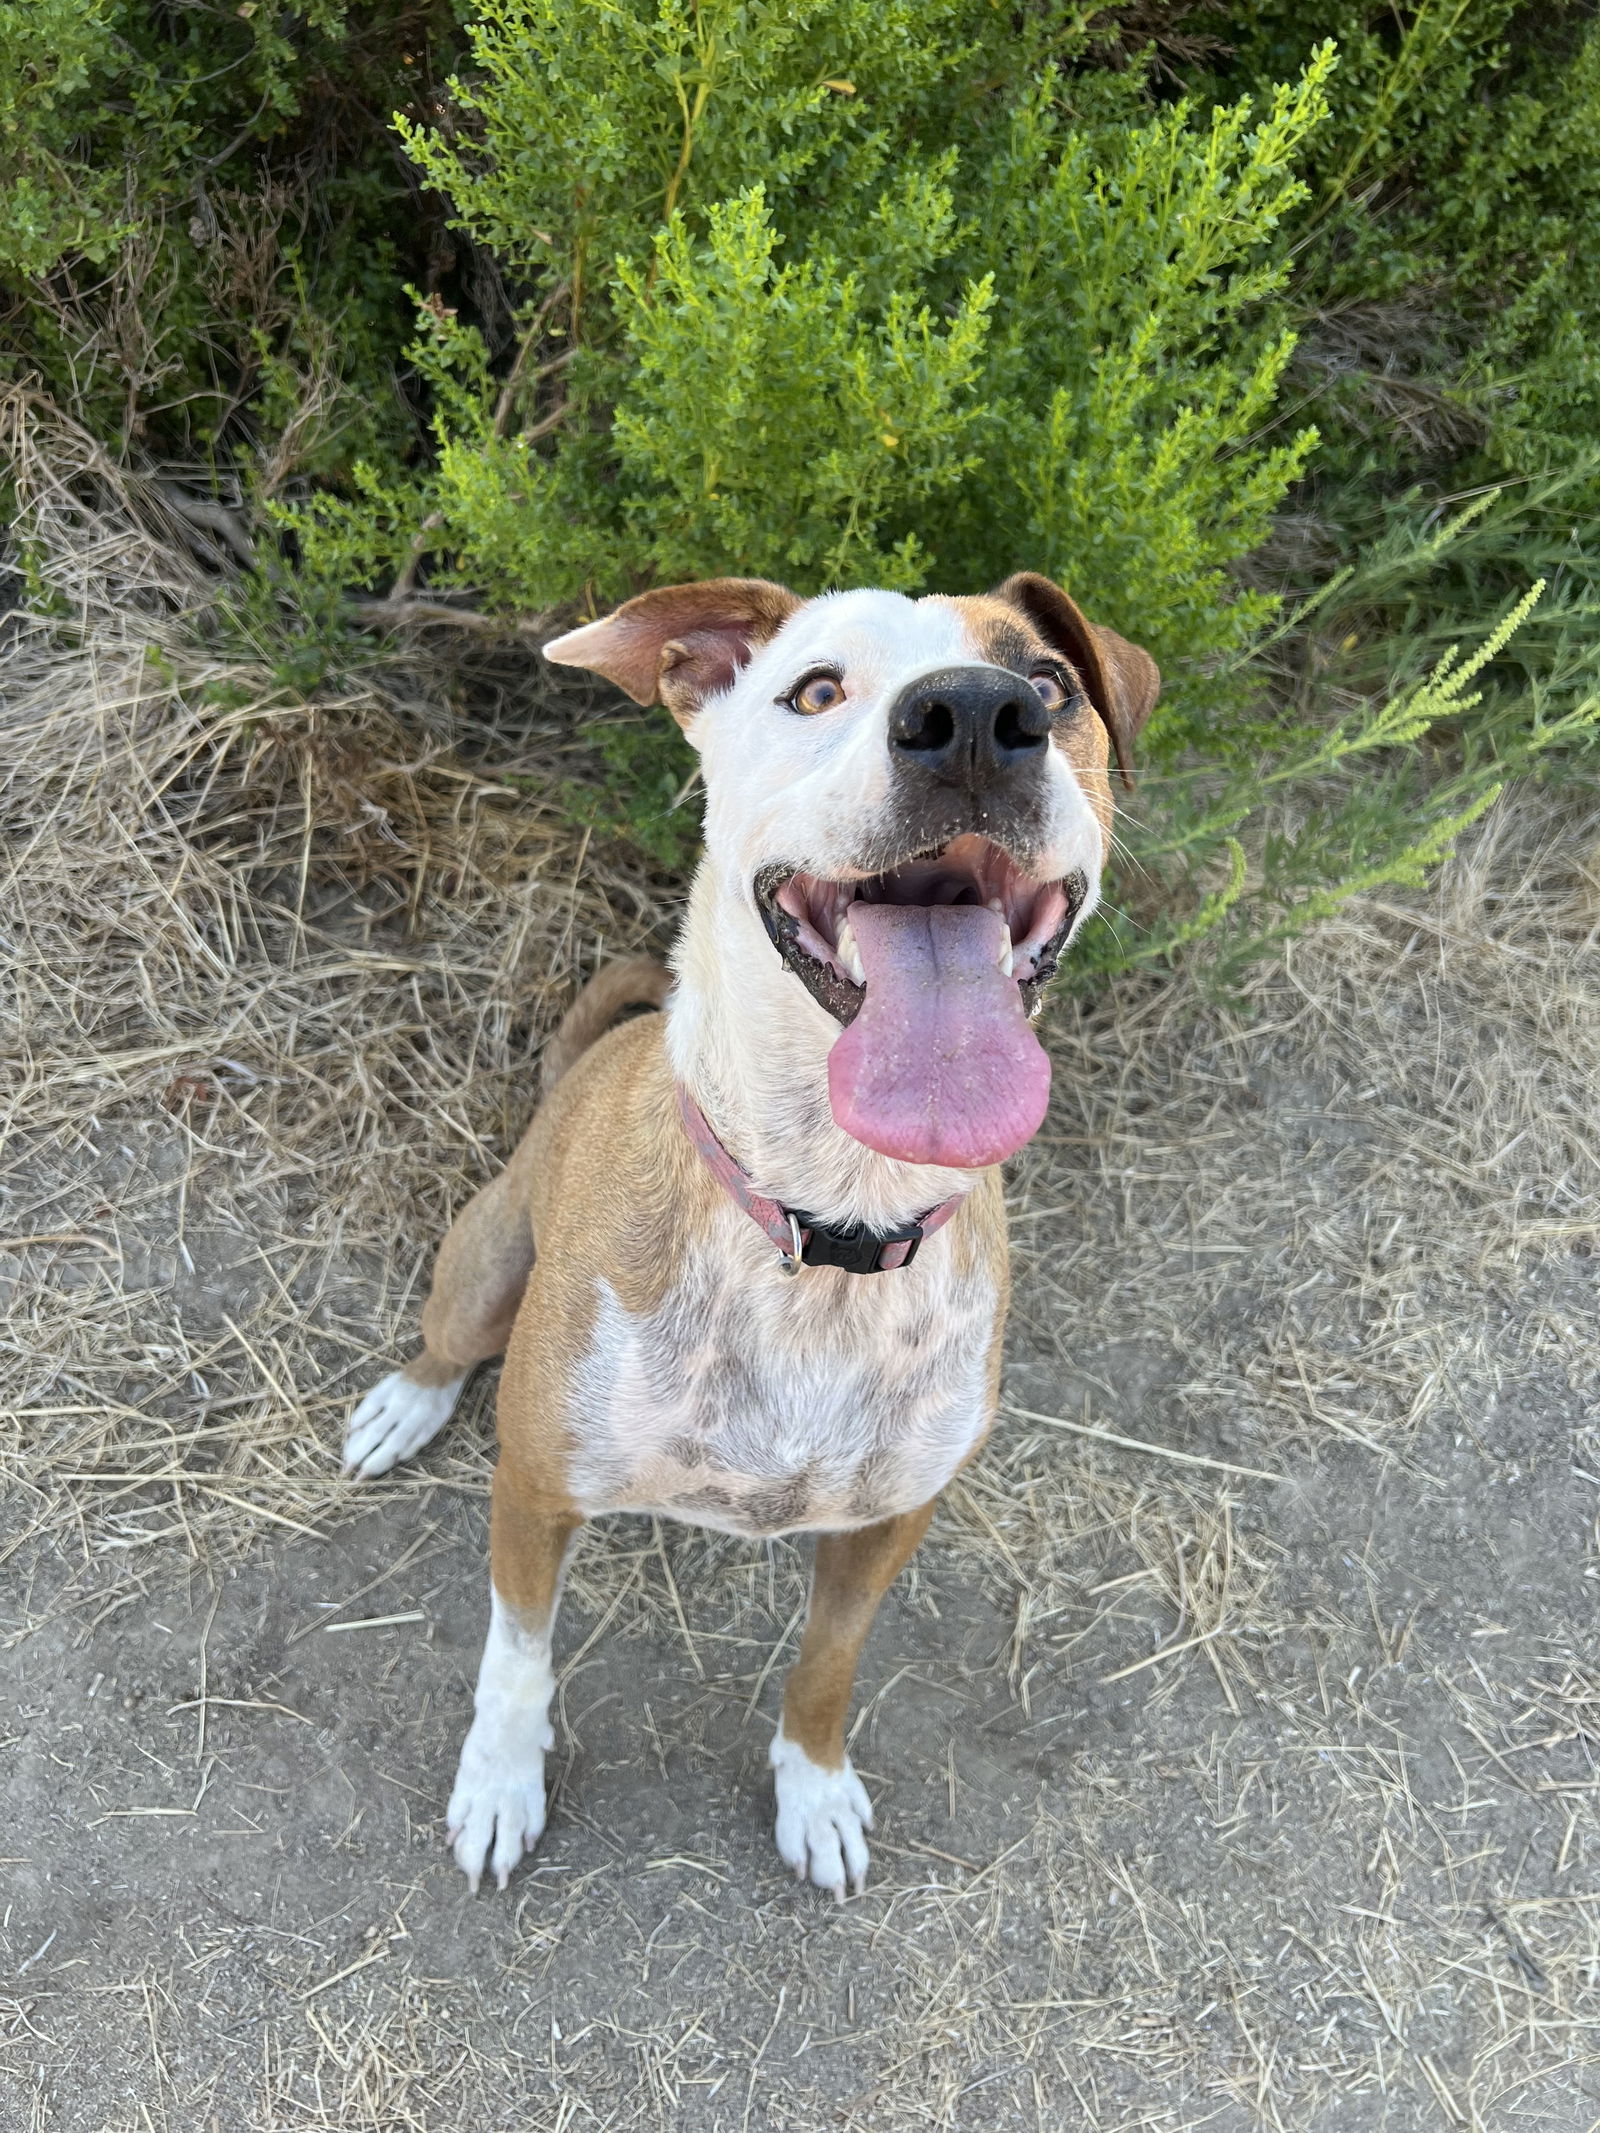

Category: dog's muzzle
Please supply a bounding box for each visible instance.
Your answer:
[886,664,1052,791]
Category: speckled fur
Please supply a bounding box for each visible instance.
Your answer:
[481,1013,1008,1543]
[565,1145,1002,1537]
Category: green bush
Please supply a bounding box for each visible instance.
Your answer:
[4,2,1598,971]
[289,13,1334,672]
[0,0,458,471]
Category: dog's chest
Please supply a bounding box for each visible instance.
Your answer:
[564,1226,997,1535]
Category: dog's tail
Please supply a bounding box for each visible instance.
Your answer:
[540,956,672,1097]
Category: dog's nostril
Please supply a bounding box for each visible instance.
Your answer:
[887,667,1053,778]
[896,697,956,753]
[994,694,1048,755]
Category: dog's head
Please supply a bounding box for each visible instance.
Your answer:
[546,576,1158,1170]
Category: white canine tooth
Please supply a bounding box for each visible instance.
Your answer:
[837,920,866,986]
[997,930,1014,977]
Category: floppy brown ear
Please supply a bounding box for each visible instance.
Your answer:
[993,572,1160,792]
[543,577,802,731]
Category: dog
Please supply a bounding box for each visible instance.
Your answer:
[343,572,1158,1895]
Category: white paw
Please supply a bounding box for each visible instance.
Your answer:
[344,1367,465,1478]
[446,1713,552,1892]
[771,1730,874,1899]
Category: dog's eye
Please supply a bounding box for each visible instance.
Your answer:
[1028,665,1071,712]
[787,670,845,715]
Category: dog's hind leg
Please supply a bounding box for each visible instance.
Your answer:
[345,959,665,1479]
[771,1501,937,1898]
[344,1163,536,1478]
[447,1456,583,1891]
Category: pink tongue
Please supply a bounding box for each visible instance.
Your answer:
[828,900,1052,1167]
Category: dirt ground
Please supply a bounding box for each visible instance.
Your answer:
[4,775,1598,2131]
[2,419,1599,2130]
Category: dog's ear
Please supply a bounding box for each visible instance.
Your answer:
[544,578,802,731]
[992,572,1160,792]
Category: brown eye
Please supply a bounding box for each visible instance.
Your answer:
[789,670,845,714]
[1029,665,1070,712]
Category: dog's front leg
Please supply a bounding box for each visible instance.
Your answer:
[772,1503,936,1898]
[448,1457,582,1891]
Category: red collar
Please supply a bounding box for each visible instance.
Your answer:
[676,1086,967,1275]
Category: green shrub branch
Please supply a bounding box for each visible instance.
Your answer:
[4,2,1598,973]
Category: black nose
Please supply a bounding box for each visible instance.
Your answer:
[887,666,1050,787]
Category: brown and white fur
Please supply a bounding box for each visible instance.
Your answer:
[344,574,1158,1896]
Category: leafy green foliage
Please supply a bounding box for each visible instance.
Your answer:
[0,0,459,470]
[935,51,1335,720]
[393,0,982,295]
[0,0,123,277]
[281,8,1345,696]
[1102,560,1576,972]
[1205,2,1600,475]
[4,1,1598,978]
[613,185,995,590]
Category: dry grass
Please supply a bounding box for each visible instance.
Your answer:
[1,383,672,1584]
[3,384,1599,2129]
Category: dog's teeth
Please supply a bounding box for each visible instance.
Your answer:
[990,900,1015,973]
[837,920,866,986]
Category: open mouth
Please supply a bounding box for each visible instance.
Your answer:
[755,833,1084,1027]
[754,834,1087,1170]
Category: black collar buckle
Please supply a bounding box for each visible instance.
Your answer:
[793,1210,925,1276]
